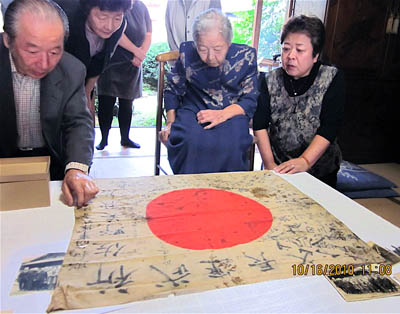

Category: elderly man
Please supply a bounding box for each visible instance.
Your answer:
[0,0,98,207]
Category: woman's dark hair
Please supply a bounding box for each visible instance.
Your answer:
[4,0,69,43]
[280,15,325,57]
[79,0,132,16]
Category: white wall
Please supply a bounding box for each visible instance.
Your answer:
[0,2,3,32]
[143,0,256,43]
[221,0,253,12]
[294,0,327,21]
[142,0,168,43]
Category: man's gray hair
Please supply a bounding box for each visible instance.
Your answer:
[4,0,69,43]
[192,8,233,45]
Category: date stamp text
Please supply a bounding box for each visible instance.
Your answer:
[292,264,392,276]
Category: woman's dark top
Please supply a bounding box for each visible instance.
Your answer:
[254,62,345,143]
[55,0,126,79]
[97,0,152,100]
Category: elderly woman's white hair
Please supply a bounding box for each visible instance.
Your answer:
[192,8,233,45]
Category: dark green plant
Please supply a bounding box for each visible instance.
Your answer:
[142,42,170,91]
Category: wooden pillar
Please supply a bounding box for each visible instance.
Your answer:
[251,0,263,51]
[288,0,296,17]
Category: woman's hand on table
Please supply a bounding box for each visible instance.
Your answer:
[274,157,310,174]
[264,161,278,170]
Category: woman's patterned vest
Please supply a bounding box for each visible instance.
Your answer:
[266,65,342,178]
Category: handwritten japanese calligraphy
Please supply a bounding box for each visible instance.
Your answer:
[48,171,385,312]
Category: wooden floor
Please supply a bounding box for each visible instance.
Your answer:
[90,127,400,227]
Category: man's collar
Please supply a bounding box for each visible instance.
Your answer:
[85,20,97,38]
[9,51,40,81]
[9,52,18,74]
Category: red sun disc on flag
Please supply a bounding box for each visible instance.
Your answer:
[146,188,273,250]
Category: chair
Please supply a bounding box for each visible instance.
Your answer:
[154,51,257,175]
[257,57,280,72]
[248,129,257,171]
[154,50,179,175]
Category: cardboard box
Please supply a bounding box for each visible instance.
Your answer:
[0,156,50,211]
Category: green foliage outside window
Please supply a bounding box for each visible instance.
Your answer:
[231,0,287,59]
[142,1,287,92]
[142,42,170,91]
[258,0,286,59]
[231,9,254,46]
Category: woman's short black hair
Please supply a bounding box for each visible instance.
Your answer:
[281,15,325,57]
[79,0,132,16]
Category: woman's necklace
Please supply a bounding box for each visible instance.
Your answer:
[289,78,298,96]
[289,76,310,96]
[289,76,313,114]
[289,78,300,113]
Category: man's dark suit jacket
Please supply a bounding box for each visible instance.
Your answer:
[0,34,94,171]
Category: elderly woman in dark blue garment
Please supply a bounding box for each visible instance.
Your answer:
[159,9,258,174]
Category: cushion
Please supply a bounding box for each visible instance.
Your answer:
[343,188,400,199]
[337,161,398,192]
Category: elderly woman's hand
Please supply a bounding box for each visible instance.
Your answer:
[159,122,173,145]
[274,157,310,174]
[159,110,176,145]
[197,105,245,129]
[197,110,228,129]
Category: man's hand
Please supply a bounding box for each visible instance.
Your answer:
[197,110,228,129]
[61,169,99,207]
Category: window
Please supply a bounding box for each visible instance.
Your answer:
[223,0,290,60]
